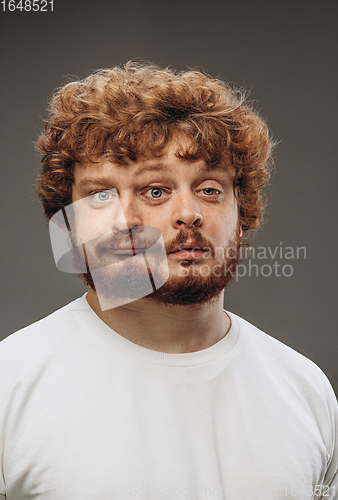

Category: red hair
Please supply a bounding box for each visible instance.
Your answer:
[36,61,274,231]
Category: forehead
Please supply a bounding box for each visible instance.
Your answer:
[73,158,234,190]
[72,140,234,187]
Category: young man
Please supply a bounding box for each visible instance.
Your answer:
[0,63,337,499]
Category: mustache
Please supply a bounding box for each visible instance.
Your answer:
[165,227,215,256]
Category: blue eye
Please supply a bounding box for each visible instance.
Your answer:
[148,188,163,198]
[92,191,113,202]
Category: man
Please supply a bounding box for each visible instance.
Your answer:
[0,62,337,499]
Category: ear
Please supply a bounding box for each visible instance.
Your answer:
[239,225,243,238]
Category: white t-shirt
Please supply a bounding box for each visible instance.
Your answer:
[0,295,337,500]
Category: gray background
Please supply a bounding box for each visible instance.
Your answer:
[1,0,337,393]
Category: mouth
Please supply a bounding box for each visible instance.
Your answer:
[106,247,147,255]
[169,242,207,261]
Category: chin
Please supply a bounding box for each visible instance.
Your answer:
[145,259,237,307]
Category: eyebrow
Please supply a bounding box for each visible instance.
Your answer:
[132,164,168,177]
[76,166,168,189]
[76,162,230,189]
[204,163,229,172]
[133,162,229,176]
[77,178,115,189]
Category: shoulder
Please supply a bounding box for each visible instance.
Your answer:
[228,311,337,409]
[229,312,338,468]
[0,295,89,370]
[230,312,327,373]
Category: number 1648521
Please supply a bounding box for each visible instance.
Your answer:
[2,0,53,11]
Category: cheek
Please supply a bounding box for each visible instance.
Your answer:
[206,203,238,234]
[140,207,168,232]
[207,220,239,253]
[73,210,112,244]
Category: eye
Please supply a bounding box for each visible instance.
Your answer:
[146,187,165,199]
[91,190,114,202]
[202,188,220,196]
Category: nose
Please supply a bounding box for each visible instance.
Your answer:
[112,197,143,234]
[172,193,203,229]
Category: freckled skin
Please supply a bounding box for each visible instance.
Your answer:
[71,143,240,354]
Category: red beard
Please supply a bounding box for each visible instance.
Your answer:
[76,225,241,308]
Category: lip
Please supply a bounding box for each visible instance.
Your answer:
[172,241,205,252]
[107,248,147,255]
[169,242,206,260]
[170,250,206,260]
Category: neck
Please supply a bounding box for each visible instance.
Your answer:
[86,289,230,354]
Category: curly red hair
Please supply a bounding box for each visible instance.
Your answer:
[36,61,274,231]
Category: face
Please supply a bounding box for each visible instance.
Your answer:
[71,141,241,308]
